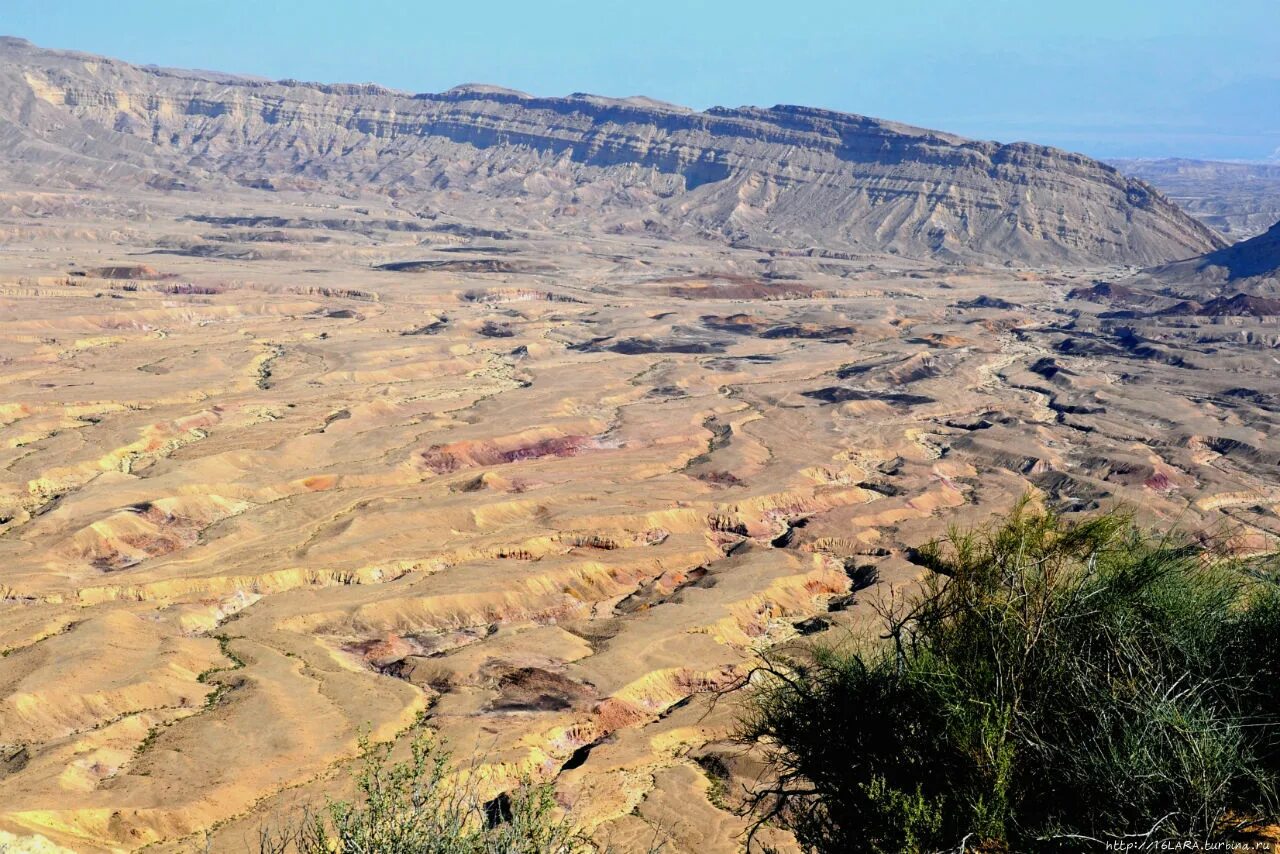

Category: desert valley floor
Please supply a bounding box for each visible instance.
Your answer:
[1,187,1278,853]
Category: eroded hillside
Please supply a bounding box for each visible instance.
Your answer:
[0,186,1276,852]
[0,38,1224,265]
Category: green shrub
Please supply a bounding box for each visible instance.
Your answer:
[259,731,587,854]
[740,501,1280,852]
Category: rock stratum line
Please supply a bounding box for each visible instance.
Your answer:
[0,37,1223,266]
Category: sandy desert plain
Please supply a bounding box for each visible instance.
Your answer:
[0,39,1278,854]
[3,187,1279,854]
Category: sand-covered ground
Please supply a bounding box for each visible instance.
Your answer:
[1,189,1277,853]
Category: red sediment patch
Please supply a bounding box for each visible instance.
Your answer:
[344,634,415,670]
[710,530,748,553]
[636,528,670,546]
[803,576,847,596]
[88,503,203,572]
[112,532,186,562]
[672,665,740,695]
[592,697,647,731]
[301,475,338,491]
[342,627,494,674]
[418,434,603,474]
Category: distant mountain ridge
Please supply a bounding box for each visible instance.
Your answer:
[0,37,1225,265]
[1109,158,1280,240]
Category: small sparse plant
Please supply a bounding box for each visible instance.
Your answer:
[197,633,246,709]
[695,754,732,811]
[134,723,163,757]
[259,730,588,854]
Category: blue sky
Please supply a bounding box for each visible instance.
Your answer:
[4,0,1277,160]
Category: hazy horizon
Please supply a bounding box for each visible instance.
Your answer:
[3,0,1278,162]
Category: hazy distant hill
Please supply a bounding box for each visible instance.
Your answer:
[1109,158,1280,240]
[0,37,1223,265]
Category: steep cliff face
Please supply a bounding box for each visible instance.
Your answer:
[0,38,1224,264]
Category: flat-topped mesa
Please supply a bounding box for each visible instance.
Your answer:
[0,38,1225,265]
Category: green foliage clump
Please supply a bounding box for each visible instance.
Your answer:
[741,501,1280,852]
[197,633,247,709]
[260,731,587,854]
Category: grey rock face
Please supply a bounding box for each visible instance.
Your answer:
[0,39,1224,265]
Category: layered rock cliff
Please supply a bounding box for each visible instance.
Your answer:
[0,37,1225,264]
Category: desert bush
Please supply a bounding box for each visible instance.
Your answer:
[741,501,1280,852]
[259,731,587,854]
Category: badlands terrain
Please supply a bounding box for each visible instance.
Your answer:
[0,39,1278,853]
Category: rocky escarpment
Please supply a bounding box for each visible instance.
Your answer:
[0,37,1224,265]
